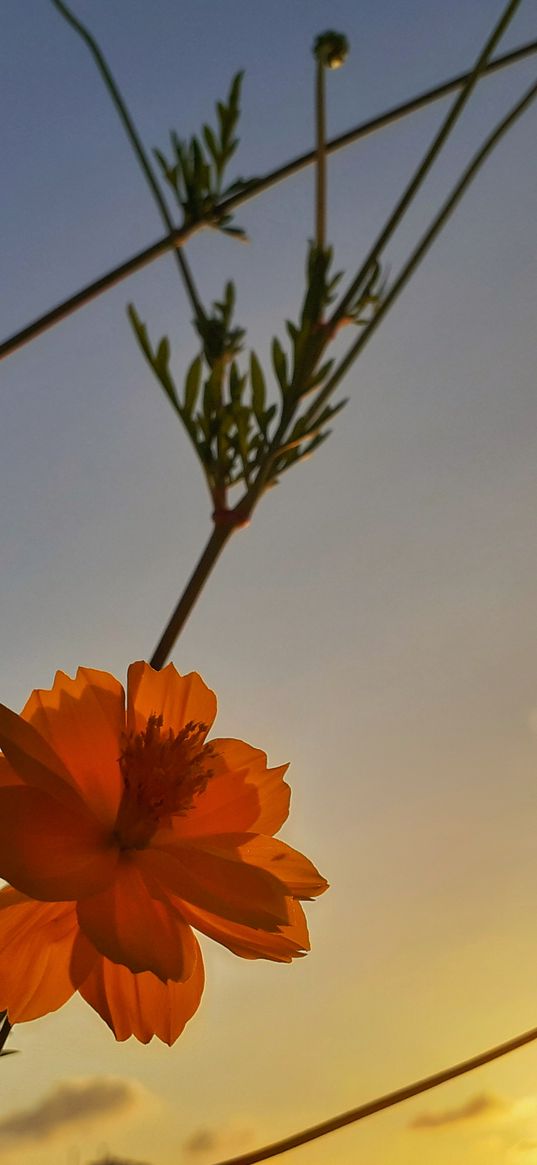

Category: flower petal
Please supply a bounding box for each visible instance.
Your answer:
[208,833,329,899]
[0,703,80,809]
[76,855,199,982]
[0,787,118,901]
[22,668,125,828]
[173,738,290,838]
[139,837,289,930]
[127,662,217,737]
[0,890,85,1022]
[0,755,23,787]
[77,936,205,1044]
[178,895,310,962]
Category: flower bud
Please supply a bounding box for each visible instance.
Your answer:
[313,31,350,69]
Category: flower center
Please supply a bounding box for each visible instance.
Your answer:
[114,714,214,849]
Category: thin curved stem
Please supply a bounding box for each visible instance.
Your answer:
[0,1015,12,1054]
[315,62,327,250]
[303,75,537,427]
[0,223,203,362]
[149,521,234,668]
[51,0,207,326]
[334,0,522,322]
[1,38,535,363]
[211,1023,537,1165]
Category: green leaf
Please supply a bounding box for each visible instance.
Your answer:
[155,336,170,371]
[155,344,180,412]
[192,138,206,184]
[233,404,251,479]
[262,403,277,429]
[196,412,211,442]
[303,397,348,433]
[224,281,235,315]
[224,176,256,196]
[300,358,335,396]
[229,360,243,404]
[127,304,152,363]
[216,100,227,134]
[203,369,222,417]
[271,337,288,394]
[184,355,203,416]
[153,147,176,188]
[202,123,220,164]
[301,430,331,458]
[286,320,299,345]
[250,351,266,418]
[221,139,239,163]
[229,71,244,110]
[315,359,335,384]
[128,306,182,416]
[220,224,247,240]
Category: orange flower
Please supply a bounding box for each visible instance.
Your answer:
[0,662,327,1044]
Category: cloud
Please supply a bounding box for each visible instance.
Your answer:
[409,1092,510,1130]
[88,1158,149,1165]
[184,1124,253,1157]
[87,1157,149,1165]
[0,1076,145,1147]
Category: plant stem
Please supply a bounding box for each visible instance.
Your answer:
[315,61,327,250]
[0,1015,12,1054]
[333,0,522,324]
[212,1023,537,1165]
[51,0,207,327]
[306,75,537,424]
[1,37,535,363]
[149,521,234,668]
[145,44,533,585]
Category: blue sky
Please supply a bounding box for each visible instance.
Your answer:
[1,2,537,1163]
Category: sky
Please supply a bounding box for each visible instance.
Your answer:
[1,1,537,1163]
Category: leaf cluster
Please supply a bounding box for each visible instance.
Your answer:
[154,73,252,238]
[194,281,245,368]
[128,290,276,504]
[266,243,383,479]
[128,242,384,506]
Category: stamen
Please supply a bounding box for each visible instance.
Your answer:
[115,714,214,849]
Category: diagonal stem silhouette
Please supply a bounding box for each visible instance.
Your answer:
[51,0,207,328]
[1,38,535,362]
